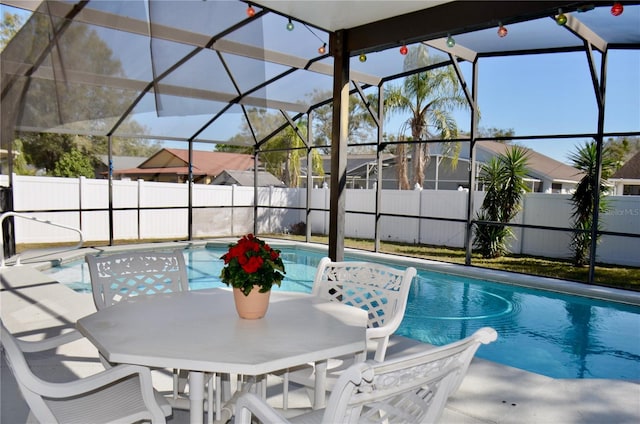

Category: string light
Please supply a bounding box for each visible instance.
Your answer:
[359,53,367,62]
[446,34,456,48]
[556,9,567,25]
[611,2,624,16]
[286,18,294,31]
[300,22,327,56]
[497,22,508,38]
[399,45,408,55]
[246,4,255,17]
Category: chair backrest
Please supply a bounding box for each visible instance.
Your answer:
[86,249,188,310]
[1,321,58,423]
[321,327,498,424]
[312,257,416,361]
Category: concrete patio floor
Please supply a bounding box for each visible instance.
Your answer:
[2,256,639,423]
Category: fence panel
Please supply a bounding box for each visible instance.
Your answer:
[140,181,188,207]
[308,188,330,234]
[3,175,639,266]
[80,177,108,209]
[140,209,188,239]
[14,175,79,210]
[419,190,468,247]
[379,190,420,243]
[518,194,573,258]
[345,190,376,239]
[193,184,232,207]
[13,212,81,243]
[112,180,139,209]
[598,197,640,266]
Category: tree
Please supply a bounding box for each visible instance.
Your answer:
[260,125,320,188]
[568,141,616,266]
[605,136,640,171]
[474,146,530,258]
[0,10,24,51]
[51,148,95,178]
[6,12,154,175]
[9,138,34,175]
[385,45,466,189]
[18,133,80,174]
[217,108,324,187]
[89,134,162,157]
[477,127,516,141]
[309,89,377,153]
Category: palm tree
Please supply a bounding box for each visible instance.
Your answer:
[263,125,324,188]
[474,145,530,258]
[385,45,466,189]
[568,141,615,266]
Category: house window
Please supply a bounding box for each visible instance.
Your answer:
[623,185,640,195]
[551,183,562,193]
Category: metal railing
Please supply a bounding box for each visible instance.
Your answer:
[0,212,83,268]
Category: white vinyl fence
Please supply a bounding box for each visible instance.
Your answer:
[2,174,639,266]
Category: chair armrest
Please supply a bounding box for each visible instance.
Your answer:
[26,363,155,399]
[366,331,390,362]
[15,329,84,352]
[235,392,291,424]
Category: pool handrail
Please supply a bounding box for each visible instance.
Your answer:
[0,212,84,268]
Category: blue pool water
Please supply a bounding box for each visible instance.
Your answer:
[48,245,640,381]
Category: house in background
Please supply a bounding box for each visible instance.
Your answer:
[472,141,583,194]
[110,148,255,184]
[306,153,395,189]
[95,155,147,179]
[610,151,640,195]
[211,170,285,187]
[306,141,582,192]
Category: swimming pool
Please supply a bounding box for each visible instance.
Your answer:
[47,243,640,381]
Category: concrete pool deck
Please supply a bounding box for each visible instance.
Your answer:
[2,244,639,423]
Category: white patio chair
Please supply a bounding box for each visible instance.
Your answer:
[85,249,195,408]
[85,249,189,310]
[280,257,416,408]
[1,320,172,424]
[239,327,498,424]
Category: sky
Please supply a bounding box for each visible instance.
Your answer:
[439,49,640,163]
[3,3,639,165]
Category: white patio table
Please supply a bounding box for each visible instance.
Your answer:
[76,288,367,424]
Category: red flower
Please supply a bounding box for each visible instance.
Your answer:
[219,234,286,295]
[242,256,263,273]
[226,244,245,261]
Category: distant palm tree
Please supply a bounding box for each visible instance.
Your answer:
[474,145,530,258]
[568,141,615,266]
[385,45,466,189]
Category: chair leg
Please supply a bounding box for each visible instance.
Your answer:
[283,369,289,411]
[207,373,215,424]
[173,371,179,400]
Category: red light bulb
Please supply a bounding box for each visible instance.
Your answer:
[318,43,326,55]
[246,5,255,17]
[497,24,508,38]
[399,45,408,55]
[611,2,624,16]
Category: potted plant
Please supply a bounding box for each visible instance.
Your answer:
[220,234,285,319]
